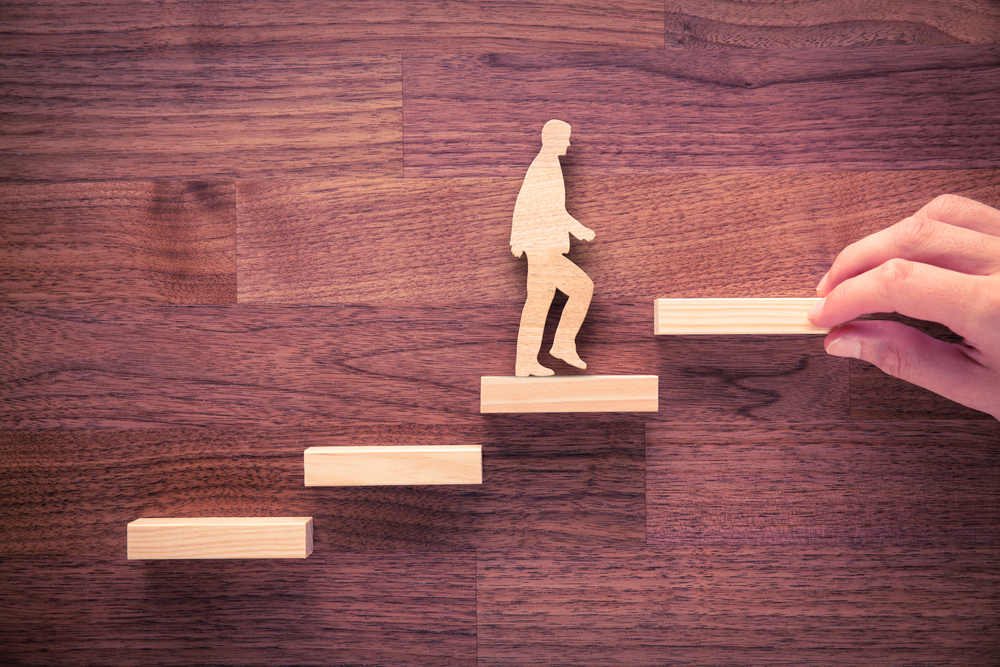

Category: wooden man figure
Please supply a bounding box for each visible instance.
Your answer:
[510,119,595,377]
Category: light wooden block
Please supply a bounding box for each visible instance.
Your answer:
[127,517,313,560]
[654,298,831,335]
[303,445,482,486]
[481,375,658,413]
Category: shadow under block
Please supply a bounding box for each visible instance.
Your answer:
[304,445,482,487]
[481,376,658,413]
[127,517,313,560]
[654,298,830,335]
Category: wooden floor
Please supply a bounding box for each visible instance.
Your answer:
[2,2,999,665]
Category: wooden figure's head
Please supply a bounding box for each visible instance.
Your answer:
[541,119,571,156]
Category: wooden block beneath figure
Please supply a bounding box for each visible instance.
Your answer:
[481,375,658,413]
[304,445,482,486]
[654,298,831,335]
[127,517,313,560]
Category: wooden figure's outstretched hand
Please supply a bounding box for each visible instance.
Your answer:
[808,194,1000,420]
[573,224,596,243]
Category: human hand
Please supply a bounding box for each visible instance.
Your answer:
[511,244,524,259]
[577,226,596,242]
[807,194,1000,420]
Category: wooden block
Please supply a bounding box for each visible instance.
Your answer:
[303,445,482,487]
[0,422,645,555]
[127,517,313,560]
[481,375,658,413]
[654,298,830,335]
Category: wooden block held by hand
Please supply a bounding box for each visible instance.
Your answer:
[304,445,483,486]
[654,298,830,335]
[127,517,314,560]
[481,375,659,413]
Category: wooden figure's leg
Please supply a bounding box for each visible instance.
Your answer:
[550,256,593,369]
[516,278,557,377]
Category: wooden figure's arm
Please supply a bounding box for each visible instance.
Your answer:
[567,215,595,242]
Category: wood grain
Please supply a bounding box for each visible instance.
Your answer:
[0,1,664,57]
[0,54,400,181]
[403,46,1000,176]
[478,546,1000,666]
[665,1,1000,48]
[236,178,523,304]
[649,333,849,422]
[0,304,851,427]
[1,181,235,304]
[237,171,1000,304]
[1,305,491,429]
[4,6,1000,663]
[0,552,476,666]
[646,422,1000,546]
[654,298,828,334]
[0,422,644,555]
[303,445,482,486]
[127,517,314,559]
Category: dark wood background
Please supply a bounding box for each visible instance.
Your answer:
[2,2,999,665]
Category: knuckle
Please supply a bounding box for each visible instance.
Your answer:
[926,193,968,221]
[891,215,933,254]
[873,345,914,381]
[875,258,914,293]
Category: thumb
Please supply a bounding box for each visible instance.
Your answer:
[824,320,996,416]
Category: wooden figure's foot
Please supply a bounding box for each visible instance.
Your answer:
[550,343,586,369]
[515,361,554,377]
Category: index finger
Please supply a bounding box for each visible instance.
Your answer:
[817,215,1000,296]
[817,194,1000,296]
[809,259,995,343]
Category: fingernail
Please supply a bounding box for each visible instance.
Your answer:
[816,271,829,293]
[826,336,861,359]
[807,297,825,320]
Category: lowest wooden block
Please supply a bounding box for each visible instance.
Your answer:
[654,298,830,335]
[303,445,483,486]
[127,517,313,560]
[481,376,658,413]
